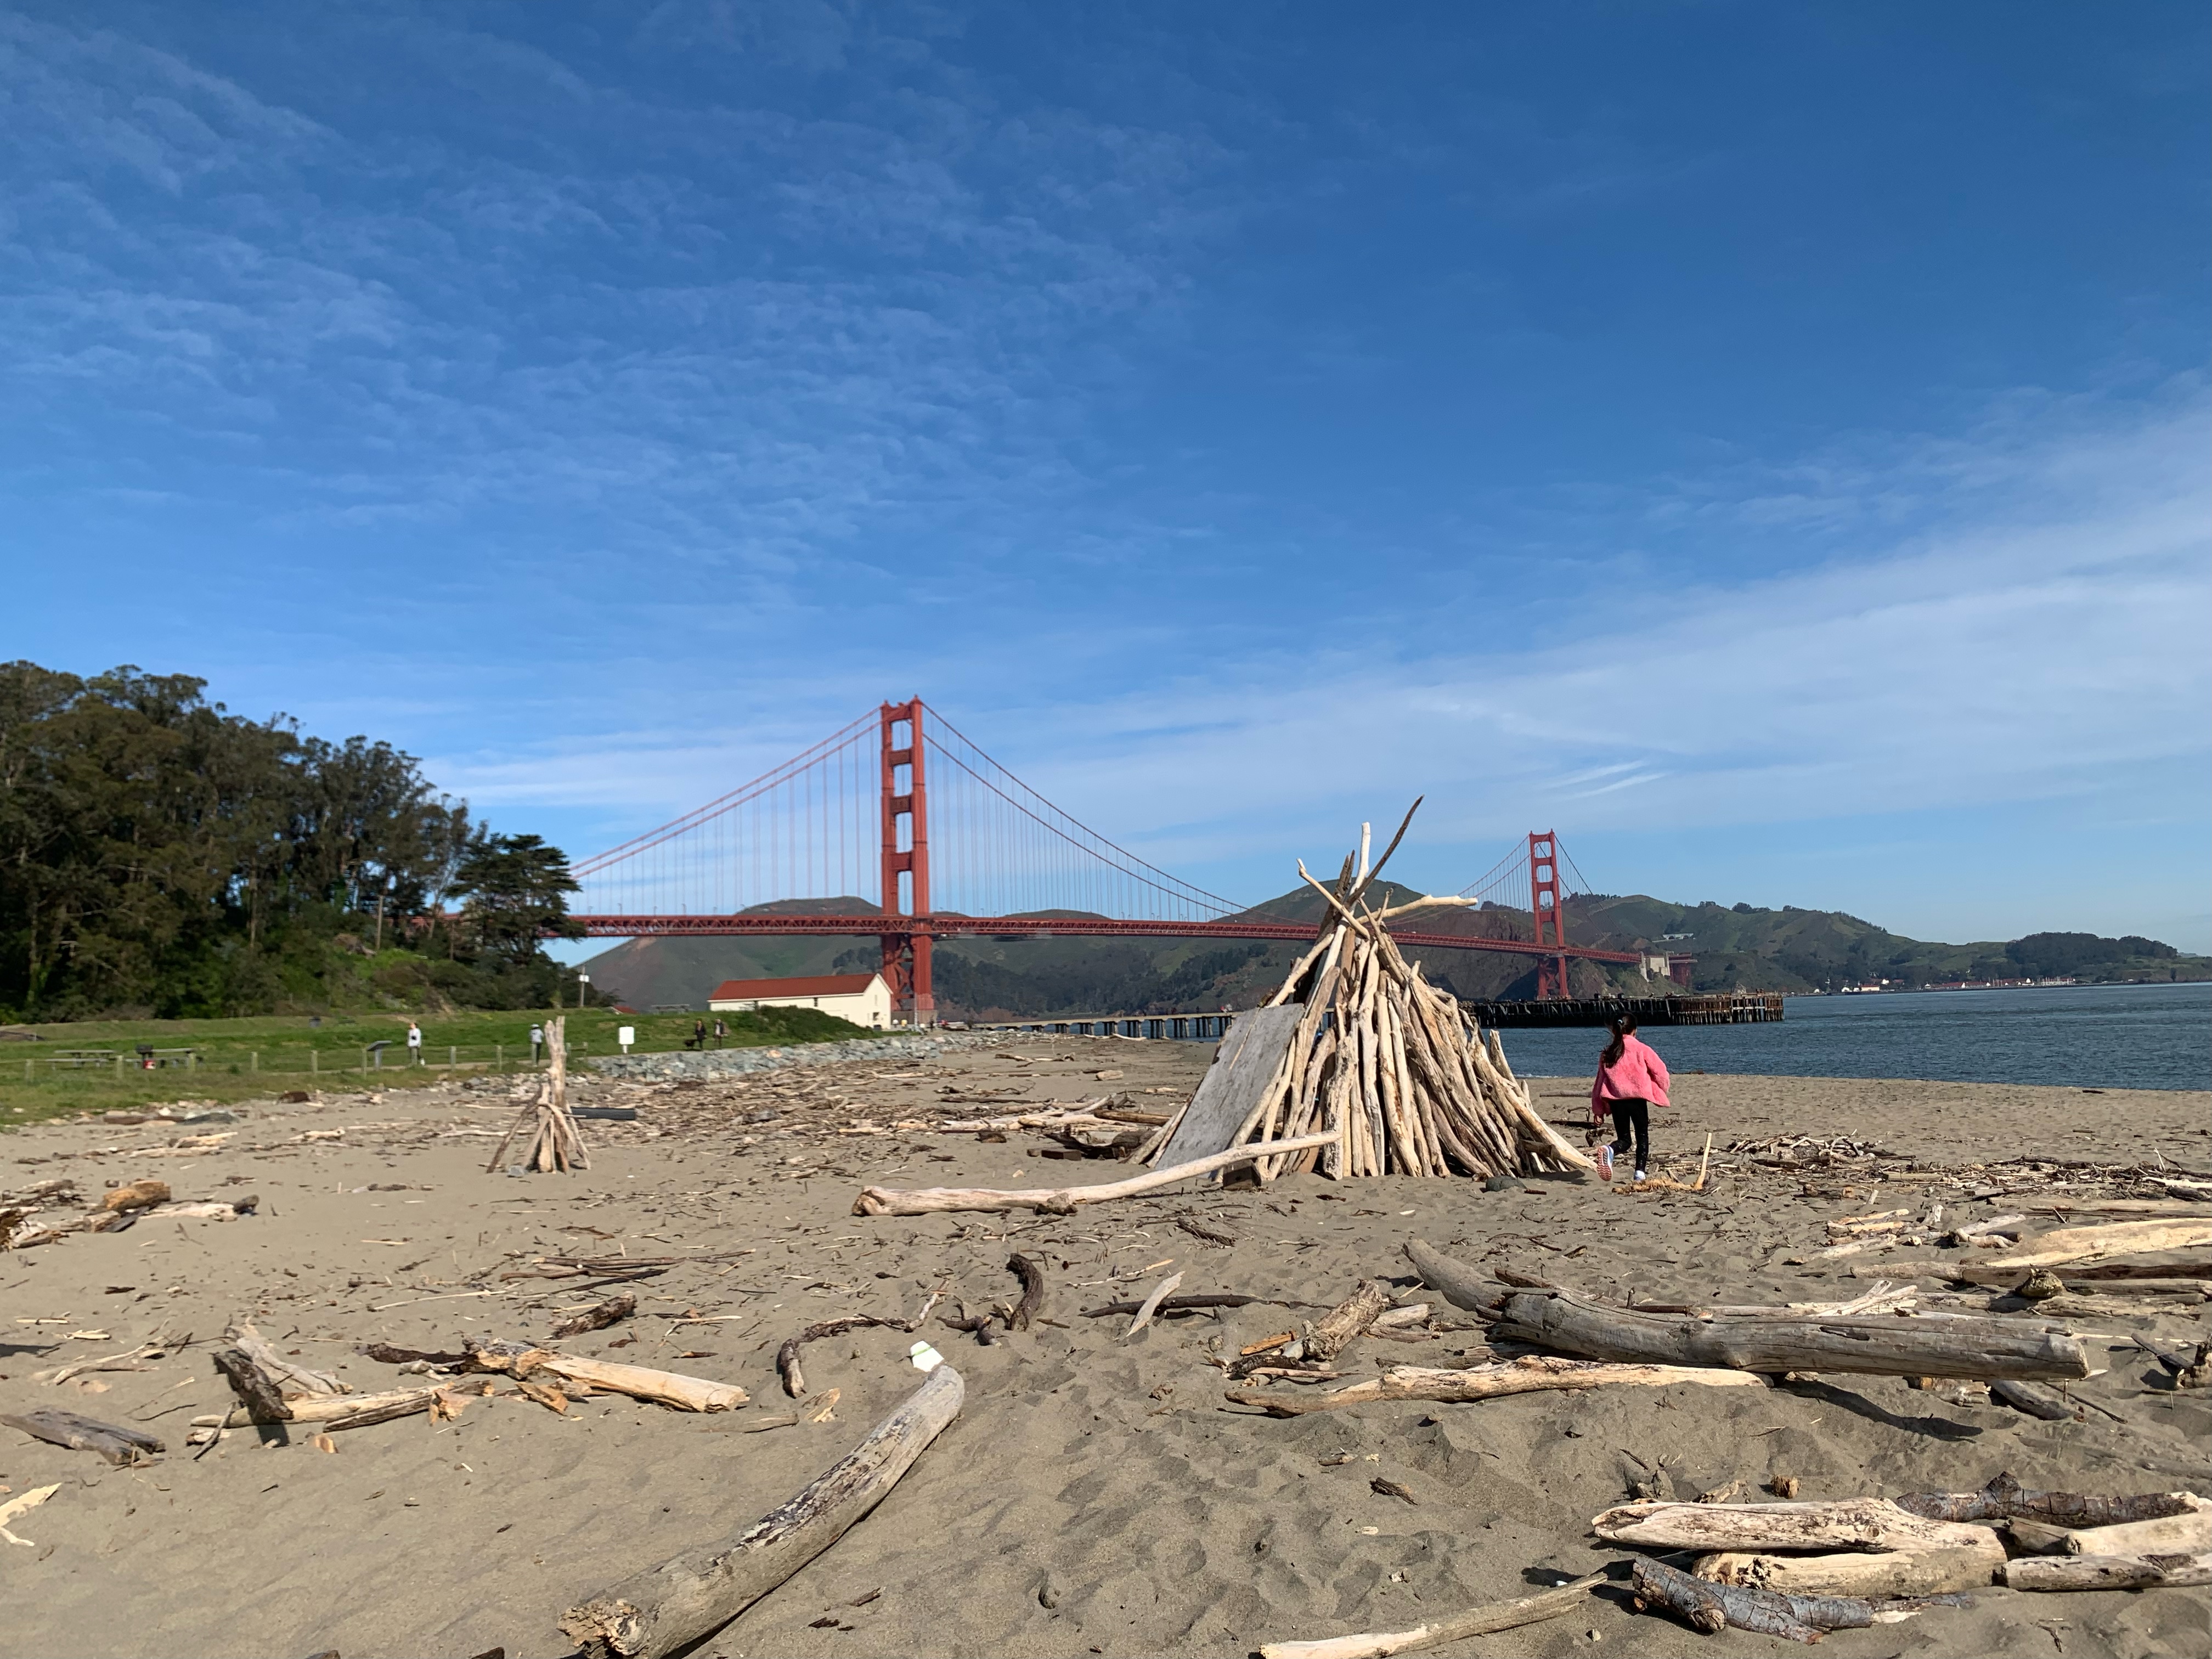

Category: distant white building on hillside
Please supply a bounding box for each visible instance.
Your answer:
[707,972,892,1029]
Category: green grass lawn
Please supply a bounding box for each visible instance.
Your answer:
[0,1005,872,1128]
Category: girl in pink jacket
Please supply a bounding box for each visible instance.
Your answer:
[1589,1014,1669,1182]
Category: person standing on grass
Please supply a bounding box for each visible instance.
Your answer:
[406,1021,423,1066]
[1590,1013,1669,1182]
[529,1022,544,1064]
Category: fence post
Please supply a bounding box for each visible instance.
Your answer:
[311,1049,318,1075]
[116,1054,125,1079]
[250,1052,258,1073]
[449,1045,456,1068]
[496,1042,503,1070]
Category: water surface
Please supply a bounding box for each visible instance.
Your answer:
[1499,981,2209,1092]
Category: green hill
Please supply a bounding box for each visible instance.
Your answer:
[579,890,2210,1015]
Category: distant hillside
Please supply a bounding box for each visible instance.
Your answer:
[578,890,2209,1014]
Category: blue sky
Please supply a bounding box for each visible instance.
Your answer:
[7,2,2208,951]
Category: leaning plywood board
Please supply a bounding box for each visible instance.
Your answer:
[1154,1003,1306,1169]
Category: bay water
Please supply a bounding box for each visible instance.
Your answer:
[1499,980,2209,1092]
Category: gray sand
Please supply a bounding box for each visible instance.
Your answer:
[3,1042,2207,1658]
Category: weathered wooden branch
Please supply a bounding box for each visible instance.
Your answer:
[1895,1471,2197,1530]
[224,1379,494,1431]
[1989,1379,2078,1420]
[1496,1288,2089,1381]
[2005,1551,2211,1592]
[559,1364,964,1659]
[0,1409,165,1465]
[2042,1498,2211,1559]
[1403,1239,1506,1314]
[212,1347,294,1423]
[1305,1279,1392,1363]
[1983,1218,2212,1269]
[466,1340,748,1411]
[1006,1253,1046,1331]
[553,1292,639,1340]
[1227,1356,1769,1417]
[852,1132,1336,1216]
[1692,1545,2000,1598]
[1256,1570,1606,1659]
[1595,1497,2001,1557]
[224,1317,346,1398]
[1630,1558,1871,1644]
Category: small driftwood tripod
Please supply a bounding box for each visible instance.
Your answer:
[487,1014,591,1174]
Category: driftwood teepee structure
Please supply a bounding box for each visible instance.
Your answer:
[1141,806,1594,1183]
[486,1014,591,1174]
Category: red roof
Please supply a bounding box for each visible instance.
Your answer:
[708,973,882,1001]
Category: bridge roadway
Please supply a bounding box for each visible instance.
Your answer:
[566,912,1644,965]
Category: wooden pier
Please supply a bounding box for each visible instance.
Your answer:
[1466,992,1784,1029]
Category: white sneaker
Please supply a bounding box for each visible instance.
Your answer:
[1632,1170,1647,1182]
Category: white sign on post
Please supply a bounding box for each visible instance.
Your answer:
[618,1026,636,1053]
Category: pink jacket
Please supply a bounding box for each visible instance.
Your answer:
[1590,1034,1671,1115]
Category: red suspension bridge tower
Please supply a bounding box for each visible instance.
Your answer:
[878,698,934,1020]
[1528,828,1570,1001]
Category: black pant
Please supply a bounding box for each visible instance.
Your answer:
[1612,1099,1652,1172]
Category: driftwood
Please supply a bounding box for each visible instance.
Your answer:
[1155,1004,1308,1166]
[223,1379,494,1430]
[852,1132,1336,1216]
[1304,1280,1392,1363]
[1126,1273,1186,1338]
[1005,1253,1046,1330]
[2005,1551,2212,1591]
[1494,1287,2089,1381]
[1142,816,1592,1183]
[552,1292,639,1340]
[1228,1355,1770,1417]
[1257,1570,1606,1659]
[1895,1471,2197,1530]
[1595,1497,2002,1557]
[560,1363,964,1659]
[1079,1293,1317,1318]
[225,1318,346,1398]
[466,1340,748,1411]
[2039,1498,2211,1559]
[1694,1545,2000,1598]
[1983,1218,2212,1269]
[486,1015,590,1174]
[100,1178,171,1212]
[0,1409,165,1465]
[213,1347,294,1423]
[1989,1379,2077,1420]
[776,1290,944,1397]
[1630,1557,1871,1644]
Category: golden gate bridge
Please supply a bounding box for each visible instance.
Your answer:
[569,699,1649,1020]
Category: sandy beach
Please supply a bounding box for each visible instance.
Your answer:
[3,1039,2207,1659]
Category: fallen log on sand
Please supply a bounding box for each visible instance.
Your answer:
[1630,1557,1872,1644]
[1983,1218,2212,1270]
[1228,1355,1770,1416]
[2006,1552,2211,1592]
[1494,1286,2088,1381]
[219,1380,493,1430]
[1595,1496,2002,1558]
[1694,1545,2000,1598]
[1895,1470,2198,1530]
[560,1364,963,1659]
[1257,1570,1606,1659]
[466,1341,749,1412]
[1,1408,164,1465]
[852,1132,1336,1217]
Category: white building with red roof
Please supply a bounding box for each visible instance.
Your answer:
[706,971,891,1029]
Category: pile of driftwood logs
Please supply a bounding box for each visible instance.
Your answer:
[1137,808,1592,1182]
[486,1014,590,1174]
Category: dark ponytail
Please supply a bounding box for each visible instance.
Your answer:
[1601,1013,1638,1067]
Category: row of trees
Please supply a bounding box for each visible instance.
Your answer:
[0,661,588,1019]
